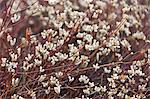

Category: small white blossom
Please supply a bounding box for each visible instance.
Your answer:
[111,73,119,80]
[1,58,7,67]
[40,66,45,72]
[138,84,146,91]
[12,78,19,86]
[85,39,99,51]
[11,94,19,99]
[50,76,59,85]
[104,67,111,73]
[83,34,93,43]
[38,74,46,82]
[10,38,16,46]
[106,37,120,51]
[7,34,12,42]
[54,85,61,94]
[94,86,101,92]
[17,47,21,55]
[79,75,89,84]
[83,88,90,94]
[11,13,21,23]
[6,62,18,72]
[47,0,61,5]
[88,82,94,87]
[34,59,42,66]
[132,31,146,40]
[68,76,75,82]
[101,86,107,92]
[10,53,18,61]
[41,30,49,39]
[76,32,86,38]
[30,91,36,99]
[42,82,49,87]
[0,18,3,26]
[25,54,33,61]
[45,87,51,94]
[79,0,93,7]
[55,72,63,78]
[121,39,131,51]
[93,63,100,71]
[55,52,68,61]
[113,66,122,73]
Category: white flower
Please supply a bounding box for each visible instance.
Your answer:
[11,13,21,23]
[55,52,68,61]
[111,73,119,80]
[125,95,131,99]
[36,43,47,55]
[12,78,19,86]
[40,66,45,72]
[54,85,61,94]
[121,39,131,51]
[1,58,7,67]
[83,88,90,94]
[94,86,101,92]
[79,75,89,84]
[0,18,3,26]
[10,53,18,61]
[106,37,120,51]
[135,69,144,76]
[6,62,18,72]
[109,82,116,88]
[49,56,59,65]
[138,84,146,91]
[83,34,93,43]
[68,76,74,82]
[113,66,122,73]
[7,34,12,42]
[50,76,59,85]
[65,21,74,28]
[104,67,111,73]
[55,72,63,78]
[92,12,98,18]
[10,38,16,46]
[25,54,33,61]
[34,59,42,66]
[95,1,106,9]
[132,31,146,40]
[93,24,99,32]
[79,0,93,7]
[148,49,150,64]
[30,91,36,99]
[93,63,100,71]
[11,94,19,99]
[59,28,69,37]
[38,74,46,82]
[88,82,94,87]
[17,47,21,55]
[47,0,61,5]
[19,96,25,99]
[76,32,86,38]
[45,87,51,94]
[85,40,99,51]
[101,86,107,92]
[8,62,18,69]
[42,82,49,87]
[41,30,49,39]
[44,41,56,50]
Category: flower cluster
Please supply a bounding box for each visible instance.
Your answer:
[0,0,149,98]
